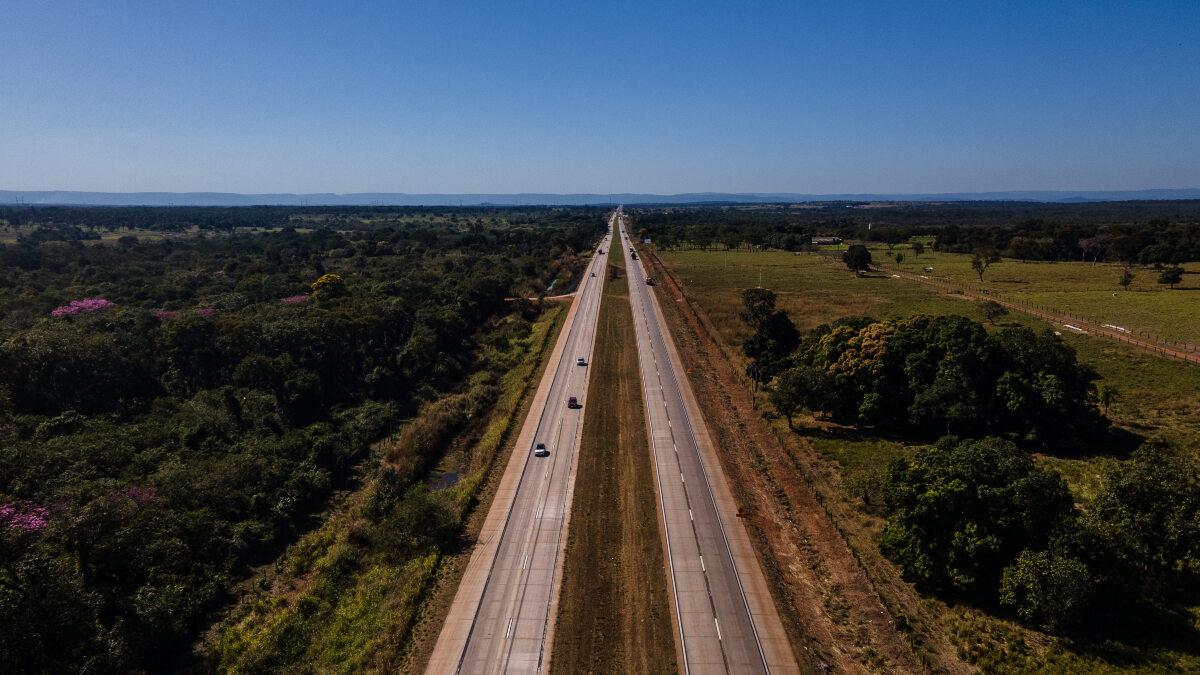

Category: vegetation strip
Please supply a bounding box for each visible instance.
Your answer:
[550,241,676,673]
[204,304,566,673]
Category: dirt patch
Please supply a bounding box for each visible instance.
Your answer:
[551,245,676,673]
[643,248,969,674]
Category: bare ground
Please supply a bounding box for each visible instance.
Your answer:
[643,249,970,674]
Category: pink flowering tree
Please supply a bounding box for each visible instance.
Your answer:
[0,502,49,534]
[280,294,308,305]
[50,298,115,317]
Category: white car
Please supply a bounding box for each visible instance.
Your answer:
[533,442,550,458]
[576,357,587,366]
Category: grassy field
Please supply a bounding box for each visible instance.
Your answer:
[204,305,565,673]
[657,246,1200,672]
[660,248,1200,462]
[551,243,676,673]
[856,243,1200,346]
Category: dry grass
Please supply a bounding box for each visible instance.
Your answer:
[550,244,676,673]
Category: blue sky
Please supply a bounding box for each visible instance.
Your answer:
[1,1,1197,194]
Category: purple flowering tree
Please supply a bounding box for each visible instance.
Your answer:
[50,298,115,317]
[0,502,49,534]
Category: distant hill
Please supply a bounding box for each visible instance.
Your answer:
[2,188,1199,206]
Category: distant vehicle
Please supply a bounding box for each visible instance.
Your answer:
[567,396,580,409]
[576,356,587,366]
[533,442,550,458]
[631,252,638,260]
[923,266,934,273]
[590,272,595,277]
[645,277,655,285]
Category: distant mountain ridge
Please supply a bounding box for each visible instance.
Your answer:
[3,189,1199,206]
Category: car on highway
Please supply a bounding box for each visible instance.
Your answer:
[576,356,587,366]
[567,396,580,409]
[533,442,550,457]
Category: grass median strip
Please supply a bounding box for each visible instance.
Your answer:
[551,244,676,674]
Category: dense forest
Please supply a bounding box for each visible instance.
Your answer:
[0,208,603,672]
[629,200,1200,264]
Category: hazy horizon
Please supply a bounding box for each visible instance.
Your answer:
[2,2,1198,194]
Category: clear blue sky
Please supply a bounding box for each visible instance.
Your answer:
[2,1,1197,194]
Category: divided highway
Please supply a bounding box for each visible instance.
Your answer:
[619,212,800,674]
[427,217,613,674]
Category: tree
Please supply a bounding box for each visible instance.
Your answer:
[893,252,905,265]
[999,549,1093,633]
[739,287,777,328]
[979,300,1008,325]
[1119,266,1134,291]
[769,366,826,428]
[971,250,1000,282]
[1157,266,1184,289]
[881,436,1076,597]
[911,241,925,257]
[1097,383,1119,415]
[1086,444,1200,598]
[743,310,800,389]
[310,272,347,300]
[1008,236,1038,262]
[843,244,872,272]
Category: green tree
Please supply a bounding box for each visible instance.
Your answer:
[769,366,826,428]
[999,549,1093,633]
[739,287,777,328]
[1008,236,1038,262]
[893,252,905,264]
[1157,266,1184,289]
[971,250,1001,282]
[1086,444,1200,598]
[911,241,925,256]
[978,300,1008,325]
[1119,266,1135,291]
[842,244,872,272]
[743,310,800,389]
[881,436,1075,596]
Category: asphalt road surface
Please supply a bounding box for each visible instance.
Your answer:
[619,212,798,675]
[426,217,613,674]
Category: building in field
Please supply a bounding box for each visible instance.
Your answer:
[811,236,843,245]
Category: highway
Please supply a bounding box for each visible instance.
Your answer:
[618,211,800,675]
[426,215,613,674]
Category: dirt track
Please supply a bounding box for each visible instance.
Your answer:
[869,259,1200,365]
